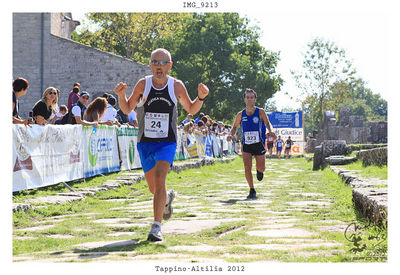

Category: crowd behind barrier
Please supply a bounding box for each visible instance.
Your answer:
[12,124,239,192]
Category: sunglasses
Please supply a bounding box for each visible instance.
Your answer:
[151,60,170,66]
[48,92,57,95]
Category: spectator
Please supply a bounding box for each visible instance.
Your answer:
[49,88,61,122]
[64,91,97,126]
[12,77,31,126]
[182,113,193,125]
[127,109,139,127]
[211,122,218,135]
[201,115,208,126]
[183,121,194,134]
[217,121,224,134]
[67,84,80,110]
[32,87,58,125]
[196,120,204,131]
[102,92,112,100]
[83,97,113,125]
[195,112,204,124]
[52,105,68,124]
[101,95,120,126]
[205,115,213,127]
[116,108,129,125]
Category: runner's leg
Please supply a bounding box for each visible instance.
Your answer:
[255,154,265,173]
[145,160,170,223]
[242,151,254,189]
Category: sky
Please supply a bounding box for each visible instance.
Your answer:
[71,0,394,111]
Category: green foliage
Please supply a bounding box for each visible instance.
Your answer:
[292,38,387,133]
[73,13,189,63]
[72,13,282,122]
[292,38,357,132]
[164,13,282,121]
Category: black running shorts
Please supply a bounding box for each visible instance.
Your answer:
[242,142,266,156]
[267,142,274,150]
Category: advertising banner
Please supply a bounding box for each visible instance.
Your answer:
[13,124,83,192]
[266,111,304,153]
[117,126,142,171]
[267,111,302,128]
[82,125,120,178]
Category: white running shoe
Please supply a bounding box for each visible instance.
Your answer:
[147,223,163,242]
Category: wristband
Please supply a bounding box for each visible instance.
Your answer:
[198,95,207,101]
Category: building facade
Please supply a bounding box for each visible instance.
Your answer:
[13,12,151,117]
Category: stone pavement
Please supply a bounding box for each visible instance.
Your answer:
[13,157,359,263]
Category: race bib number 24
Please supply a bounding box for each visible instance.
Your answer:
[144,112,169,138]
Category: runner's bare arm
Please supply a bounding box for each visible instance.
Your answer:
[227,111,242,142]
[260,109,272,132]
[175,80,209,115]
[114,79,145,114]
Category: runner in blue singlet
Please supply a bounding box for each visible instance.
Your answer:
[227,89,272,199]
[275,135,283,158]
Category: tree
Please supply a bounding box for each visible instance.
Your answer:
[329,78,387,121]
[291,38,356,133]
[72,13,282,122]
[72,13,189,63]
[159,13,282,121]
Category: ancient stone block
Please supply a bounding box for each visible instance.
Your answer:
[338,107,351,126]
[352,188,387,225]
[349,115,364,128]
[356,147,387,166]
[322,140,347,157]
[313,145,325,170]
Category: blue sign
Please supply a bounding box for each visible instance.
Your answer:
[267,111,302,128]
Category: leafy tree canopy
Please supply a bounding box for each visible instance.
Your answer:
[72,13,283,122]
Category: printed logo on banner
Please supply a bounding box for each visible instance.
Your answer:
[13,135,33,172]
[70,151,80,164]
[13,155,33,172]
[129,139,135,165]
[88,129,98,167]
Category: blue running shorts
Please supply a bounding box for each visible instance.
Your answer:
[137,142,177,173]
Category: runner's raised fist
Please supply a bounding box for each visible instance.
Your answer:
[114,82,127,97]
[198,83,209,99]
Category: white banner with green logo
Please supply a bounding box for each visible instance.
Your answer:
[117,126,142,170]
[82,125,120,178]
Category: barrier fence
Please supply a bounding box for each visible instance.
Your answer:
[12,125,238,192]
[12,124,303,192]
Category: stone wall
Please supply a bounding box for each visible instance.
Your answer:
[316,108,387,145]
[356,147,388,166]
[13,13,151,118]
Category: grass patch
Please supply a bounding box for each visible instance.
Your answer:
[342,160,387,180]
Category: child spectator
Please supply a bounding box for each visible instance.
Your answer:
[52,105,68,124]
